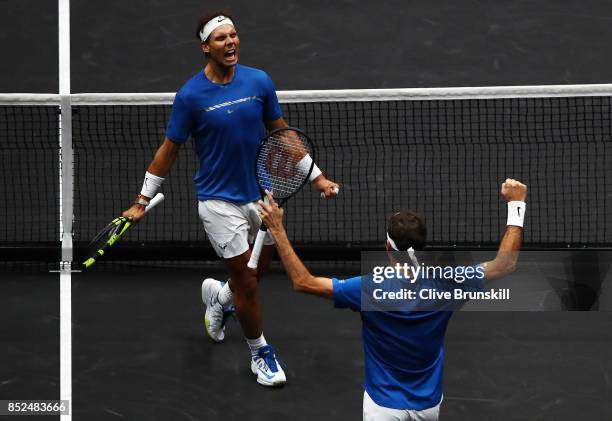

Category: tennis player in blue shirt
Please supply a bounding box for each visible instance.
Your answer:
[259,179,527,419]
[122,11,339,387]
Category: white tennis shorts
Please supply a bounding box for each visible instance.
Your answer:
[198,199,275,259]
[363,390,440,421]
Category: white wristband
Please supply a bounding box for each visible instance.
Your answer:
[141,171,165,198]
[297,154,323,182]
[507,201,526,227]
[309,163,322,182]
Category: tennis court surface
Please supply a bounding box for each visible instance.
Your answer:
[67,262,610,421]
[1,87,612,420]
[1,5,612,417]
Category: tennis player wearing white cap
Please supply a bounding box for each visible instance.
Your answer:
[259,179,527,419]
[122,10,339,387]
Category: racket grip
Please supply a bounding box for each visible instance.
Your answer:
[248,228,267,269]
[145,193,165,214]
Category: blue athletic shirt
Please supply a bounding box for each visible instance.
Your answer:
[332,266,485,410]
[166,64,282,203]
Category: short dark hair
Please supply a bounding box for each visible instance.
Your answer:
[195,10,236,42]
[387,211,427,251]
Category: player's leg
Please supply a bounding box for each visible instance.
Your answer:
[244,201,277,282]
[238,202,286,385]
[255,244,276,282]
[199,200,274,335]
[210,202,276,320]
[410,402,440,421]
[199,200,286,386]
[212,202,276,312]
[223,250,261,338]
[224,245,286,386]
[209,244,275,339]
[199,200,251,342]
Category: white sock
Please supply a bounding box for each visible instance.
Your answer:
[218,281,233,309]
[246,333,267,358]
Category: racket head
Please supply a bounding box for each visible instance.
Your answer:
[255,127,315,202]
[82,216,132,268]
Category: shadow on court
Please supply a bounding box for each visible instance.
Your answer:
[71,265,612,420]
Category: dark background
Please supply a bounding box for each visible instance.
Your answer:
[4,0,612,93]
[2,1,612,420]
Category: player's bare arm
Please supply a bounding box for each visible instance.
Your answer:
[259,191,333,298]
[482,178,527,281]
[266,117,340,198]
[122,137,181,223]
[266,116,288,131]
[147,137,181,178]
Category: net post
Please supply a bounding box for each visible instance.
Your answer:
[58,0,72,418]
[60,94,74,264]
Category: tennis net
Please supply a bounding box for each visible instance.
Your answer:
[1,86,611,265]
[0,102,60,264]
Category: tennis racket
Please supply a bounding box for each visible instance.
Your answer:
[247,127,315,269]
[82,193,165,269]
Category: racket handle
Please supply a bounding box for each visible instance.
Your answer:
[248,227,268,269]
[320,186,340,198]
[145,193,165,214]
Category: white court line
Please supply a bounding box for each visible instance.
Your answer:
[60,269,72,419]
[59,0,70,96]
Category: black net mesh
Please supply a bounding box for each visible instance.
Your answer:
[72,105,199,245]
[282,97,612,248]
[68,97,612,252]
[0,105,59,246]
[2,95,612,267]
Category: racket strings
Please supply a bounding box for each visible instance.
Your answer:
[256,130,313,199]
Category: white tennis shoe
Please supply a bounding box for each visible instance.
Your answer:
[250,345,286,387]
[201,278,227,342]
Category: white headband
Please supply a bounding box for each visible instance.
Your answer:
[199,16,235,42]
[386,232,420,271]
